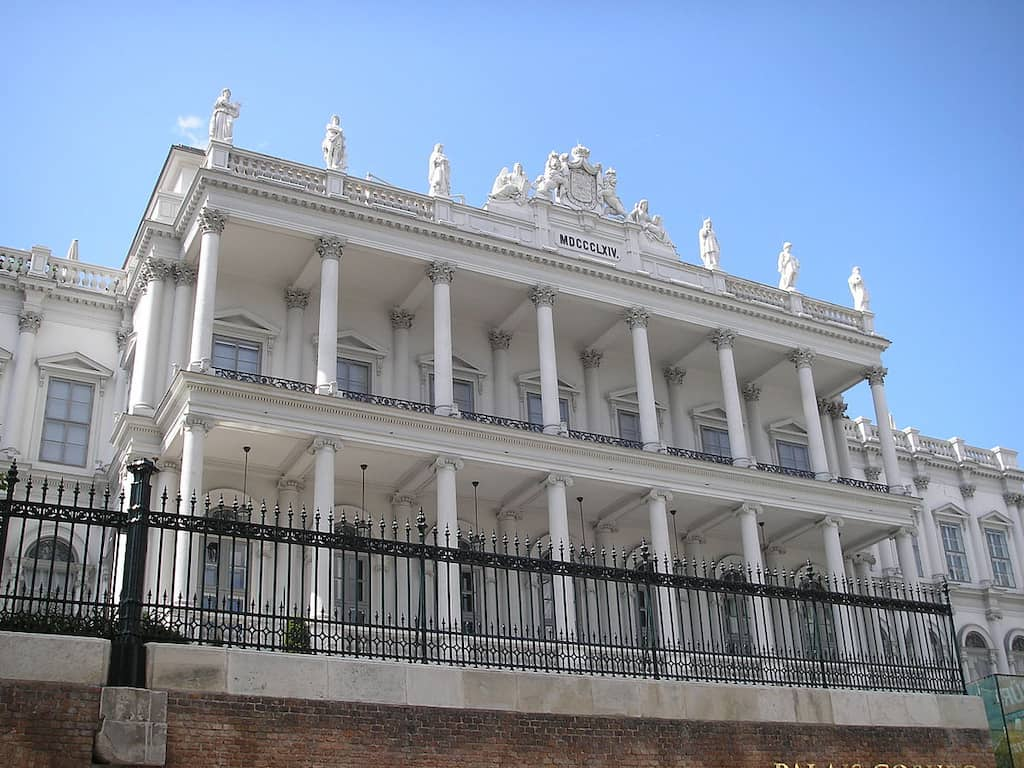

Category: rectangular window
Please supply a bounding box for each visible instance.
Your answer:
[39,378,94,467]
[940,523,970,582]
[700,426,731,458]
[986,528,1015,588]
[337,358,370,394]
[617,410,640,442]
[776,440,811,471]
[428,375,475,413]
[212,336,261,374]
[526,393,570,428]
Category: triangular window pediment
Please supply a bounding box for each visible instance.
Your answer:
[691,403,728,422]
[37,351,114,380]
[980,510,1014,526]
[418,353,485,377]
[768,418,808,439]
[932,503,968,520]
[214,309,280,336]
[516,370,580,394]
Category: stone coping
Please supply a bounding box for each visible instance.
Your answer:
[0,630,109,685]
[146,643,986,731]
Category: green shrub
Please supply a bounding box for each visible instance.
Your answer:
[283,617,312,653]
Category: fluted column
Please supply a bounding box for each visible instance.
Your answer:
[284,289,310,382]
[828,400,855,478]
[961,483,993,584]
[434,456,463,628]
[428,262,456,416]
[2,310,42,452]
[276,478,304,613]
[865,367,903,490]
[664,366,691,449]
[488,329,512,417]
[742,383,770,464]
[173,415,210,601]
[315,237,344,394]
[625,308,661,451]
[580,350,604,433]
[545,473,577,639]
[166,264,197,385]
[709,329,750,467]
[893,526,919,586]
[818,398,840,477]
[530,285,562,434]
[188,208,226,371]
[386,309,413,399]
[790,348,830,479]
[310,437,338,619]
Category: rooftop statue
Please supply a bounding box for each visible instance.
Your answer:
[598,168,627,217]
[534,151,568,202]
[777,242,800,291]
[428,143,451,197]
[489,163,528,201]
[699,218,720,270]
[848,266,870,311]
[627,200,675,247]
[321,115,347,172]
[209,88,241,144]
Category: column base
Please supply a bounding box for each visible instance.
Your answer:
[642,441,667,453]
[814,471,833,481]
[316,382,337,396]
[435,405,460,417]
[187,359,209,373]
[129,404,156,417]
[731,457,752,468]
[543,423,566,436]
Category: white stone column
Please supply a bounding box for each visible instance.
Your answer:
[581,350,605,433]
[545,473,577,639]
[433,456,463,629]
[276,478,304,613]
[147,461,180,602]
[819,516,846,586]
[530,285,562,435]
[488,329,512,417]
[2,310,42,452]
[315,237,344,394]
[852,552,886,655]
[664,366,692,449]
[894,526,919,586]
[742,383,771,465]
[188,208,226,371]
[912,476,942,578]
[709,329,750,467]
[829,400,855,478]
[309,437,337,619]
[645,489,678,644]
[129,260,165,414]
[865,367,903,490]
[818,398,841,477]
[496,510,524,630]
[284,289,310,383]
[428,262,456,416]
[166,264,197,386]
[148,261,174,402]
[961,483,993,584]
[683,533,716,647]
[790,348,830,479]
[736,503,766,576]
[390,493,417,623]
[1005,493,1024,587]
[595,523,621,640]
[391,309,415,400]
[625,307,661,451]
[173,415,210,602]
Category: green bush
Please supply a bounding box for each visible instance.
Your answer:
[283,617,312,653]
[0,608,114,638]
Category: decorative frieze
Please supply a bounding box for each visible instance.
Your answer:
[624,307,649,330]
[285,288,311,310]
[316,236,345,261]
[864,366,888,386]
[426,261,455,285]
[580,349,603,369]
[742,383,761,402]
[197,208,226,235]
[487,329,512,351]
[708,328,736,350]
[18,311,43,333]
[789,347,816,369]
[529,284,557,307]
[664,366,687,386]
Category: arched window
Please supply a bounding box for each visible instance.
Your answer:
[1010,636,1024,675]
[199,502,251,644]
[963,631,993,682]
[21,537,78,602]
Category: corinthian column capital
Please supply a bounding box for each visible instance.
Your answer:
[426,261,455,285]
[790,347,816,369]
[624,307,649,329]
[709,328,736,350]
[316,236,345,260]
[864,366,888,386]
[198,208,226,235]
[529,284,558,307]
[391,308,415,330]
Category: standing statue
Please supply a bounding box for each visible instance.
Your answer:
[848,266,870,311]
[321,115,347,172]
[208,88,241,143]
[428,143,451,197]
[699,218,721,270]
[598,168,627,217]
[534,151,568,201]
[777,242,800,291]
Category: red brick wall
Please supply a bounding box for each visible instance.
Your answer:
[0,680,997,768]
[0,681,101,768]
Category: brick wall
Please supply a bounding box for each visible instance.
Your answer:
[0,680,997,768]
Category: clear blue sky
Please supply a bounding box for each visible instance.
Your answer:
[2,2,1021,451]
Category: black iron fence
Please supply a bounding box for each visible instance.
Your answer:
[0,461,961,692]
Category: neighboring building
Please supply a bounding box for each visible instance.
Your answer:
[0,99,1020,689]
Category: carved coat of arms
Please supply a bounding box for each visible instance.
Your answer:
[565,145,599,209]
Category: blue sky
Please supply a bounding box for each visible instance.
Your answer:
[2,2,1021,451]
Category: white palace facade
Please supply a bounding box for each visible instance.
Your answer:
[0,96,1022,685]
